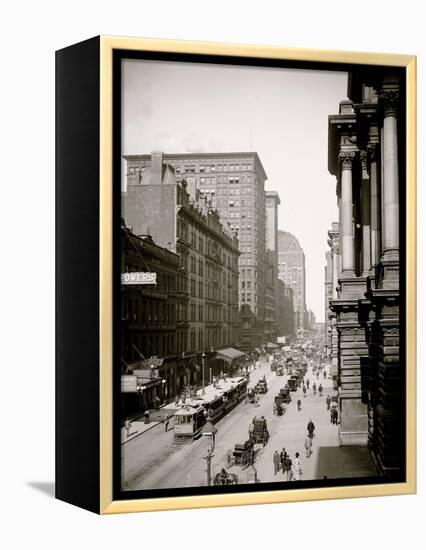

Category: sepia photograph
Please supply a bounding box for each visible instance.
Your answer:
[117,54,406,496]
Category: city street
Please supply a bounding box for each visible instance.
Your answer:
[122,360,377,490]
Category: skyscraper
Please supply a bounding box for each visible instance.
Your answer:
[277,230,307,331]
[125,152,273,348]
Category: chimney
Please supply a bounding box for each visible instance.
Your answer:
[151,151,163,185]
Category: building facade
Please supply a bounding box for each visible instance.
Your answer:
[327,69,403,478]
[124,151,271,349]
[265,190,281,339]
[324,248,333,354]
[276,279,295,341]
[278,230,307,330]
[123,152,240,387]
[120,225,180,408]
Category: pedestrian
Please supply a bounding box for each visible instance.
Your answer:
[318,383,323,396]
[312,382,317,395]
[124,417,132,438]
[174,394,179,407]
[292,452,303,481]
[302,384,307,397]
[280,447,287,472]
[249,422,254,439]
[273,450,280,475]
[164,415,169,432]
[323,369,327,379]
[283,453,293,481]
[155,395,161,409]
[307,419,315,438]
[326,395,331,411]
[332,407,338,425]
[304,433,312,458]
[306,379,310,390]
[144,410,150,424]
[316,371,319,380]
[297,398,302,411]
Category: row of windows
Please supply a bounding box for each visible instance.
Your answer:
[176,162,253,174]
[124,299,175,324]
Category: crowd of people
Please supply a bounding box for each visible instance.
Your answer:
[271,359,340,481]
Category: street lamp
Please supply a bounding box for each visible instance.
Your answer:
[201,416,217,486]
[201,352,206,395]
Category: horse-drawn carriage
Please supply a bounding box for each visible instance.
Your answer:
[279,386,291,404]
[247,388,257,403]
[273,394,285,416]
[226,438,255,469]
[213,468,239,485]
[256,376,268,394]
[250,416,269,446]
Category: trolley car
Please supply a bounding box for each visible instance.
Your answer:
[173,376,248,442]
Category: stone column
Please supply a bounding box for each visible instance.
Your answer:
[339,152,356,276]
[368,143,381,269]
[381,90,400,258]
[360,151,371,276]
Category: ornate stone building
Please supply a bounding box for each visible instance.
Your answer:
[327,68,403,478]
[122,152,240,389]
[124,151,271,348]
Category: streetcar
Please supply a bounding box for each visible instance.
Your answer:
[173,376,248,441]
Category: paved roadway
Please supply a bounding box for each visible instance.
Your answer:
[122,360,377,490]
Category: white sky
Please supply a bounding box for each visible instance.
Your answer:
[122,59,348,321]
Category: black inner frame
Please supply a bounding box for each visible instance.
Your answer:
[112,48,407,502]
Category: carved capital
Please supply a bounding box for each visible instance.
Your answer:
[339,151,355,171]
[367,142,378,162]
[380,89,399,118]
[360,150,368,172]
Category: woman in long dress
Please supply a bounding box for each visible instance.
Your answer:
[292,452,303,481]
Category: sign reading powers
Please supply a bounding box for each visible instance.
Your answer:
[121,272,157,285]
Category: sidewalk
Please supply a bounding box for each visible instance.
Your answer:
[254,363,377,483]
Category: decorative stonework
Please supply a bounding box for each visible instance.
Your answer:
[339,151,356,170]
[380,89,399,117]
[360,150,368,171]
[367,142,378,162]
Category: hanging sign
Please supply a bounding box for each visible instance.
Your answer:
[121,272,157,285]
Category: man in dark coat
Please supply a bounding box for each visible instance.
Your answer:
[307,419,315,438]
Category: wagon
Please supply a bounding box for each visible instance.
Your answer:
[213,469,239,485]
[279,386,291,404]
[226,439,255,469]
[273,394,285,416]
[250,416,269,446]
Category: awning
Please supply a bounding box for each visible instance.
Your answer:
[216,347,247,363]
[266,342,279,349]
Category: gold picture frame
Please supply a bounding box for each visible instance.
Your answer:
[56,35,416,514]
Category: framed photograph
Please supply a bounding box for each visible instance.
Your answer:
[56,36,416,514]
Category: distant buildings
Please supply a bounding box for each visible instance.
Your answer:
[277,279,295,340]
[265,190,281,339]
[278,230,307,330]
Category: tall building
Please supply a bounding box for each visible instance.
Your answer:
[122,152,240,384]
[277,279,295,340]
[265,190,281,339]
[327,69,402,478]
[277,230,307,330]
[125,151,271,349]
